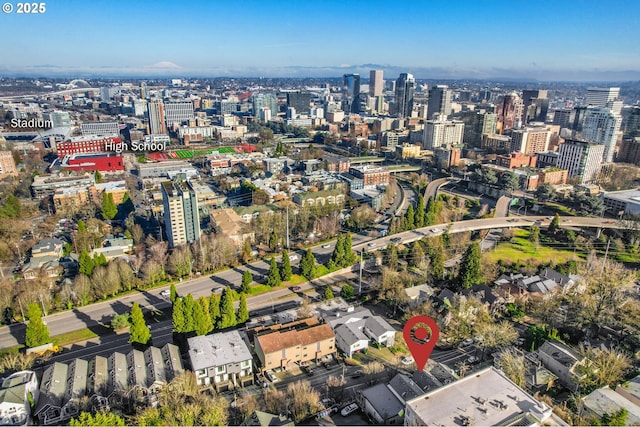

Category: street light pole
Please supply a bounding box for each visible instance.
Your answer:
[358,249,364,294]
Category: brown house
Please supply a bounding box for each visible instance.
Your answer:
[254,320,336,371]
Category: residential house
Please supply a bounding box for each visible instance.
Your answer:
[536,340,586,392]
[327,308,395,356]
[90,237,134,261]
[31,238,65,258]
[187,331,253,391]
[582,374,640,425]
[254,319,336,371]
[0,371,39,426]
[22,256,62,280]
[211,208,255,249]
[358,383,404,425]
[404,284,434,307]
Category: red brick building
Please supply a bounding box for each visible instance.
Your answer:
[56,135,122,157]
[60,153,124,172]
[349,165,390,187]
[496,152,537,169]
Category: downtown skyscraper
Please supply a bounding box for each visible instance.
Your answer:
[343,74,361,113]
[394,73,415,118]
[427,85,453,120]
[148,100,167,135]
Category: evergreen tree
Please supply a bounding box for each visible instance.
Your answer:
[25,303,49,348]
[425,197,436,226]
[129,302,151,345]
[237,294,249,323]
[78,250,95,276]
[93,253,108,267]
[548,213,560,235]
[94,170,104,184]
[330,235,345,266]
[268,230,279,251]
[183,294,196,333]
[340,284,354,299]
[300,248,317,280]
[193,299,209,336]
[409,241,425,267]
[415,195,425,228]
[197,296,213,335]
[431,244,445,280]
[209,293,221,327]
[217,286,237,328]
[101,192,118,220]
[170,283,178,304]
[77,219,87,233]
[343,233,356,265]
[172,297,186,333]
[323,287,334,300]
[458,242,482,289]
[241,270,253,294]
[266,257,281,287]
[529,225,540,248]
[405,204,415,230]
[385,244,398,270]
[70,412,125,426]
[280,250,293,281]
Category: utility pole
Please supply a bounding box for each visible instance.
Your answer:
[286,205,290,250]
[358,248,364,294]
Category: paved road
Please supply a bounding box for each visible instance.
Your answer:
[424,178,455,200]
[0,215,622,348]
[494,196,512,218]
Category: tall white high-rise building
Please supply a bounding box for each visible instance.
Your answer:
[423,118,465,150]
[557,138,605,184]
[148,100,167,135]
[586,87,621,113]
[369,70,384,98]
[162,178,200,248]
[582,107,622,162]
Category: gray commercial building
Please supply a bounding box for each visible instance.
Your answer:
[161,178,201,247]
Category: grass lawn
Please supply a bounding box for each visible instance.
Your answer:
[52,328,99,347]
[286,275,306,286]
[485,229,579,265]
[315,265,331,276]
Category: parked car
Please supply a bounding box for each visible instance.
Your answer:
[367,242,377,247]
[351,370,363,379]
[301,365,314,376]
[265,370,278,382]
[160,289,171,297]
[322,244,332,249]
[401,356,414,365]
[289,286,302,292]
[461,338,474,347]
[466,356,479,364]
[430,228,441,233]
[340,403,359,417]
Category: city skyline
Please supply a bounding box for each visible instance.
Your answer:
[0,0,639,81]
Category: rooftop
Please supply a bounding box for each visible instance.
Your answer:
[188,331,252,371]
[405,367,555,426]
[256,323,334,354]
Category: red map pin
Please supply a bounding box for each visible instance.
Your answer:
[403,315,440,372]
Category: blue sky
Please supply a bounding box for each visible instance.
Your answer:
[1,0,639,80]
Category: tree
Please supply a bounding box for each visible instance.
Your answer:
[209,293,221,327]
[499,171,519,191]
[409,241,425,267]
[285,380,322,423]
[344,233,356,265]
[268,230,279,251]
[129,302,151,345]
[300,249,317,280]
[170,283,178,303]
[475,321,518,357]
[529,225,540,248]
[458,242,481,289]
[280,251,293,281]
[182,294,196,333]
[580,346,631,391]
[536,183,555,202]
[25,303,49,348]
[111,313,130,330]
[415,195,425,228]
[340,284,354,299]
[323,287,334,300]
[93,170,104,184]
[266,257,281,287]
[567,258,635,336]
[194,297,213,336]
[330,235,345,267]
[237,294,249,323]
[77,219,87,233]
[495,349,526,387]
[405,204,415,230]
[385,244,398,270]
[241,270,253,294]
[78,250,95,276]
[70,411,125,426]
[548,213,561,235]
[101,192,118,220]
[217,287,237,329]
